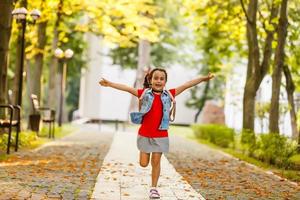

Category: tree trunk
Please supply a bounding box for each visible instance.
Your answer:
[269,0,288,134]
[31,21,47,100]
[128,40,151,114]
[242,0,279,131]
[0,0,14,107]
[47,0,62,111]
[31,0,47,103]
[283,65,298,140]
[242,0,259,131]
[243,79,257,130]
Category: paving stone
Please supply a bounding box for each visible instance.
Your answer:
[0,124,114,199]
[3,124,298,199]
[0,193,16,200]
[30,193,47,200]
[166,134,300,199]
[91,131,205,200]
[3,187,21,194]
[61,192,75,200]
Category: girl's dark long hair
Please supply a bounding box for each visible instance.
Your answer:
[143,75,151,88]
[143,68,168,89]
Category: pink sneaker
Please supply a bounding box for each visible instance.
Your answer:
[149,188,160,199]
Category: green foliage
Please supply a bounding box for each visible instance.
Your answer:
[240,130,300,169]
[179,0,240,117]
[288,154,300,170]
[0,131,37,151]
[86,0,166,47]
[17,131,37,147]
[254,133,297,168]
[284,1,300,93]
[255,102,270,120]
[108,0,194,69]
[255,102,290,134]
[181,0,247,65]
[255,102,270,132]
[0,124,77,152]
[240,129,257,156]
[239,128,298,169]
[192,124,235,148]
[297,110,300,130]
[0,134,8,150]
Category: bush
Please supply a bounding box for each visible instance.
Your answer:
[0,131,37,151]
[288,154,300,170]
[255,133,297,168]
[240,129,256,156]
[0,134,8,150]
[192,124,235,148]
[16,131,37,147]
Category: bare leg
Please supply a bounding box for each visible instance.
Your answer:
[140,151,150,167]
[151,152,162,187]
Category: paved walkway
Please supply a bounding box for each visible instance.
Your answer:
[0,124,114,200]
[166,134,300,200]
[1,124,299,199]
[91,131,205,200]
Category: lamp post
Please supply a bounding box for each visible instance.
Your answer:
[12,8,41,106]
[54,48,74,127]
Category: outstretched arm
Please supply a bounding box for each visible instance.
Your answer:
[99,78,138,97]
[175,73,214,96]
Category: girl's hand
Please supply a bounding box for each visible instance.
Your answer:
[99,78,111,87]
[202,72,215,82]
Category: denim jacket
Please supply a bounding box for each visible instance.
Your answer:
[130,89,173,130]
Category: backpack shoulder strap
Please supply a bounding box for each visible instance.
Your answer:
[165,90,176,122]
[166,90,175,103]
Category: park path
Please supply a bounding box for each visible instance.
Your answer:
[0,124,114,199]
[166,133,300,200]
[0,123,299,199]
[91,130,205,200]
[0,124,204,200]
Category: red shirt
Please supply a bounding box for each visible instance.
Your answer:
[137,88,176,138]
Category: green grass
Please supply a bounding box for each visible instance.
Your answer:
[169,125,300,183]
[25,124,77,149]
[0,154,8,161]
[21,123,78,150]
[276,170,300,182]
[38,123,78,139]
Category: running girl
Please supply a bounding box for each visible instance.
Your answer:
[99,68,214,199]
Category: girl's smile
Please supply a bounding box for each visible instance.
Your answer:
[151,71,166,91]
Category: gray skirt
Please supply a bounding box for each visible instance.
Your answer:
[137,135,169,153]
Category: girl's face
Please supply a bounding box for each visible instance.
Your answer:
[150,70,167,92]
